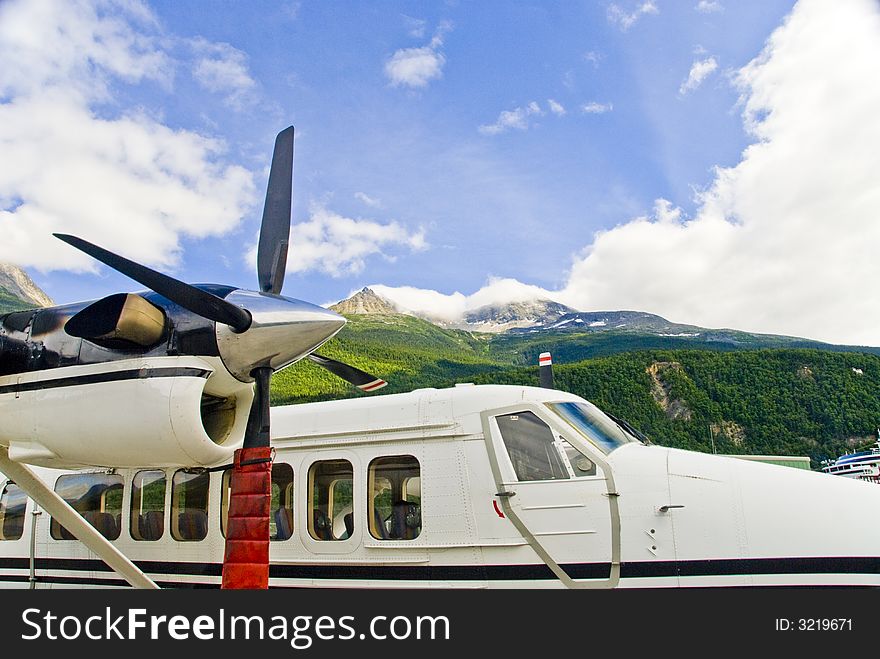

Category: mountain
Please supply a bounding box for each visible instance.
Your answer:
[509,309,700,334]
[329,289,576,333]
[0,263,53,313]
[330,287,400,315]
[452,299,576,333]
[328,290,874,356]
[506,309,831,347]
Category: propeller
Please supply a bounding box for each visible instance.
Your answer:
[54,127,386,395]
[54,126,389,589]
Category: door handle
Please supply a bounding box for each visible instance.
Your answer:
[495,491,516,498]
[657,504,685,513]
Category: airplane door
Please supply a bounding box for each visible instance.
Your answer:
[483,406,620,588]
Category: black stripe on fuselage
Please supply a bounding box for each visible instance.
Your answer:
[0,367,211,395]
[621,556,880,578]
[1,556,880,584]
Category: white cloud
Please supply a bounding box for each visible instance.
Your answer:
[0,0,170,102]
[696,1,723,13]
[480,99,609,134]
[384,22,452,88]
[354,191,382,208]
[0,0,256,273]
[607,1,659,31]
[679,56,718,94]
[402,15,427,38]
[547,99,567,116]
[583,51,603,67]
[582,101,613,114]
[371,277,556,323]
[479,101,544,135]
[385,47,444,88]
[375,0,880,346]
[280,204,426,277]
[566,0,880,346]
[191,39,258,110]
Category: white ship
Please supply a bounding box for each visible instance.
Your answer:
[822,431,880,482]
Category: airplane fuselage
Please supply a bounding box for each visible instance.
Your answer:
[2,384,878,589]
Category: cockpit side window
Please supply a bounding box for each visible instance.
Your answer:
[0,482,27,541]
[559,439,597,477]
[496,411,568,482]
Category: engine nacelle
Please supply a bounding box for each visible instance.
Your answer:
[0,356,253,469]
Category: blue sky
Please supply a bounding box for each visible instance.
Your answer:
[3,1,880,346]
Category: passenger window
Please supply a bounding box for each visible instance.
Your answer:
[220,463,294,541]
[369,456,421,541]
[308,460,353,541]
[130,470,166,541]
[496,411,568,482]
[51,473,124,540]
[171,470,209,541]
[0,482,27,541]
[271,464,294,540]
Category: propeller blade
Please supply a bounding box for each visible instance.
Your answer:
[308,353,387,392]
[257,126,294,295]
[53,233,252,332]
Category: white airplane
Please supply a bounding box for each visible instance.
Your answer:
[1,131,879,589]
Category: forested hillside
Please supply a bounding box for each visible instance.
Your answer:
[271,313,502,402]
[273,314,880,468]
[471,350,880,467]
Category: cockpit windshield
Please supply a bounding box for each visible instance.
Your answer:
[546,401,641,455]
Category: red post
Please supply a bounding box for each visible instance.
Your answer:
[221,446,273,589]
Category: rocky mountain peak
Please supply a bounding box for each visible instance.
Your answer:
[330,287,399,315]
[0,263,53,307]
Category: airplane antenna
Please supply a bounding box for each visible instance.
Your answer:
[539,352,555,389]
